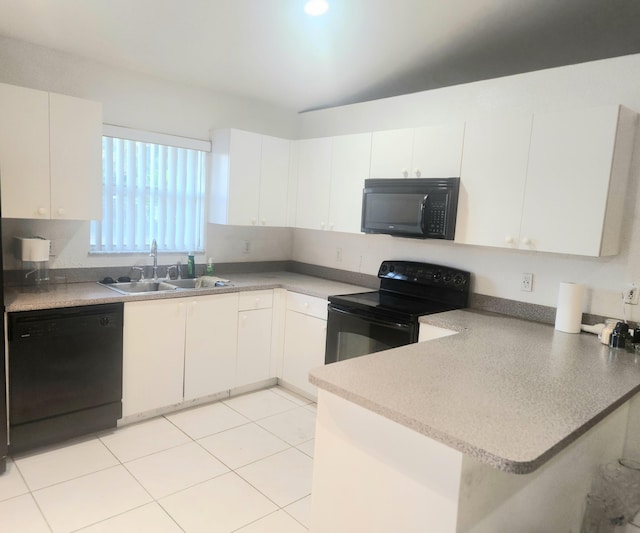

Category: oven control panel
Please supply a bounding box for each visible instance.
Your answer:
[378,260,470,291]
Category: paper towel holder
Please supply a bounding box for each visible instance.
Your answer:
[15,236,50,288]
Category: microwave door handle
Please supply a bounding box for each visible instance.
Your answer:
[420,194,429,233]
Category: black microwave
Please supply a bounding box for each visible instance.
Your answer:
[361,178,460,239]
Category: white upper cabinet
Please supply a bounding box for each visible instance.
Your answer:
[456,112,532,248]
[328,132,372,233]
[520,105,636,256]
[0,83,50,219]
[49,93,102,220]
[456,105,637,257]
[0,83,102,220]
[369,128,414,178]
[259,135,291,227]
[411,123,465,178]
[209,129,290,227]
[294,137,333,230]
[369,123,464,178]
[294,133,371,233]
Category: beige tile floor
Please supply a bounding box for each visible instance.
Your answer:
[0,386,316,532]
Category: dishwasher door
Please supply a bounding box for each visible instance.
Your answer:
[8,303,123,452]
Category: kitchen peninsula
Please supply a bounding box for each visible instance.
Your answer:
[309,310,640,532]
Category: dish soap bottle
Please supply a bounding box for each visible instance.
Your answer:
[206,257,215,276]
[187,253,195,279]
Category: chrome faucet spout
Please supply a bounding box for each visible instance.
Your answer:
[150,239,158,280]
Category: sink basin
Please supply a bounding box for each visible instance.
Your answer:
[99,281,178,295]
[166,277,232,289]
[165,278,199,289]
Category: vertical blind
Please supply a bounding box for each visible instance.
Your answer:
[90,135,206,253]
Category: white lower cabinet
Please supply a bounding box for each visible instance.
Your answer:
[236,290,274,387]
[183,293,239,401]
[123,289,323,417]
[123,293,240,417]
[123,299,187,417]
[282,292,328,399]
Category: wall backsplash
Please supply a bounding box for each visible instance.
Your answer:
[1,220,294,272]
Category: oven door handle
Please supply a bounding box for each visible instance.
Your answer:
[329,305,411,331]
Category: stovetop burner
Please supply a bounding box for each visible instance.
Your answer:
[329,260,471,322]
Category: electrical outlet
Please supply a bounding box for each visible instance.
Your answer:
[336,247,343,262]
[243,240,251,254]
[521,273,533,292]
[624,284,639,305]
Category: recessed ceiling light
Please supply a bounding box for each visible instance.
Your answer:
[304,0,329,16]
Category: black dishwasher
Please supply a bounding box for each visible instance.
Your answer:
[8,303,124,453]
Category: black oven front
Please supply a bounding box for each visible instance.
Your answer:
[325,304,418,364]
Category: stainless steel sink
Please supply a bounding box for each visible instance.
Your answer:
[99,280,178,295]
[164,278,199,289]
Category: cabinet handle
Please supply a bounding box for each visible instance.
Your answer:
[504,235,514,244]
[402,168,409,178]
[414,168,421,177]
[320,222,325,229]
[303,302,309,309]
[261,219,266,225]
[57,207,65,217]
[521,237,532,246]
[37,207,46,216]
[251,218,257,225]
[241,314,247,323]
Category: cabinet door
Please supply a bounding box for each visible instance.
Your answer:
[282,310,327,399]
[329,133,371,233]
[227,129,262,225]
[0,83,50,219]
[295,137,333,230]
[237,308,273,386]
[259,135,290,227]
[456,113,532,248]
[184,293,239,401]
[49,93,102,220]
[123,300,186,417]
[521,106,621,256]
[412,123,464,178]
[369,128,413,178]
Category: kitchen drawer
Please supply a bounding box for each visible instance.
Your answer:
[238,289,273,311]
[286,291,327,320]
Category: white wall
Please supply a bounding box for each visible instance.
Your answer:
[294,54,640,321]
[0,36,299,140]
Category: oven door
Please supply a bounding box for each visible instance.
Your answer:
[325,304,417,364]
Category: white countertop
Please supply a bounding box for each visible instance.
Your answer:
[309,309,640,474]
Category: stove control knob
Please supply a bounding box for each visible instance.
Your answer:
[443,272,452,283]
[388,265,395,273]
[380,264,388,274]
[453,274,466,286]
[433,270,442,282]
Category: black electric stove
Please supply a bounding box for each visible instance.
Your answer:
[325,261,470,363]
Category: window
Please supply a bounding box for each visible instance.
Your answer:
[90,126,209,253]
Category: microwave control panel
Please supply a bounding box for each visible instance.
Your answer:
[424,193,448,237]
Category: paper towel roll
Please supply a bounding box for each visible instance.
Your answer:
[554,282,585,333]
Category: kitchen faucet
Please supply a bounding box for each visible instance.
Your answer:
[150,239,158,280]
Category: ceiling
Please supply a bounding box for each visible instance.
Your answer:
[0,0,638,113]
